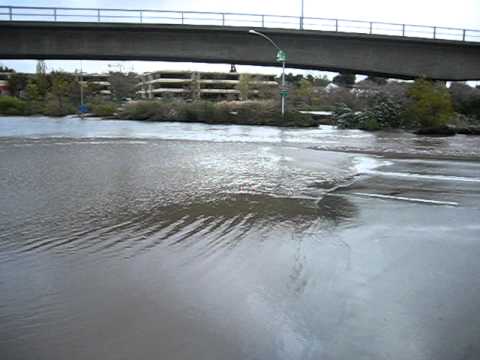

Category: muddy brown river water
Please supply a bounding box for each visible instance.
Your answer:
[1,116,480,360]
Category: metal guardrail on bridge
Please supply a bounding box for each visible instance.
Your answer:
[0,5,479,43]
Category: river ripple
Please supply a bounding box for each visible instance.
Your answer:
[1,116,480,360]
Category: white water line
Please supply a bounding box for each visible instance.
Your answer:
[350,192,459,206]
[364,171,480,183]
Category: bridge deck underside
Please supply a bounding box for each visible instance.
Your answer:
[1,22,480,80]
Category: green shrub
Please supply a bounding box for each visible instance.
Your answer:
[449,83,480,119]
[404,79,454,128]
[119,101,162,120]
[279,111,316,127]
[334,81,456,131]
[25,101,45,115]
[118,99,315,127]
[185,101,220,122]
[91,102,117,117]
[0,96,27,115]
[370,97,404,128]
[334,96,404,131]
[44,94,76,116]
[362,118,381,131]
[120,100,182,121]
[334,104,358,129]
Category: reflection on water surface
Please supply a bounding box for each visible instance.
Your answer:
[1,117,480,360]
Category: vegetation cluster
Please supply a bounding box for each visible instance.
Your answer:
[283,72,479,132]
[1,63,480,133]
[332,80,456,131]
[119,99,316,127]
[4,62,135,117]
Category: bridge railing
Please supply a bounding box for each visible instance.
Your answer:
[1,5,479,43]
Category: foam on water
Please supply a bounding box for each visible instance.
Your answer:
[351,156,480,183]
[352,156,393,174]
[364,170,480,183]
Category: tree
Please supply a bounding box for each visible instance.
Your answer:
[405,79,454,128]
[365,76,388,86]
[45,72,77,116]
[36,60,47,75]
[284,73,304,86]
[0,65,15,73]
[313,75,330,87]
[237,74,252,101]
[7,73,29,97]
[189,72,201,100]
[295,78,314,106]
[449,82,480,118]
[25,81,44,114]
[332,73,356,87]
[25,81,41,101]
[34,60,49,98]
[322,87,360,110]
[380,81,409,104]
[0,96,27,115]
[109,72,137,100]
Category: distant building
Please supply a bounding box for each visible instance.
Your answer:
[82,73,112,96]
[0,72,12,96]
[136,70,278,100]
[0,71,112,98]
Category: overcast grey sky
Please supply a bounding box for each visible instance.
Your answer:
[1,0,479,77]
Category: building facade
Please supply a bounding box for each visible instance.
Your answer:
[137,70,278,100]
[0,72,12,96]
[81,73,112,97]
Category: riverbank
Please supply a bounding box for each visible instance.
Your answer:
[0,96,317,128]
[116,99,317,128]
[4,110,480,135]
[3,91,480,132]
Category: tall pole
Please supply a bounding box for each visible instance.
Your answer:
[80,79,84,109]
[300,0,304,30]
[248,30,287,119]
[281,61,285,116]
[80,61,84,118]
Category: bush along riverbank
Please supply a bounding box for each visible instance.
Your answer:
[332,79,480,135]
[0,95,118,118]
[0,95,313,127]
[0,68,312,127]
[117,99,316,127]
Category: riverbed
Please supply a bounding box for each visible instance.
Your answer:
[1,116,480,360]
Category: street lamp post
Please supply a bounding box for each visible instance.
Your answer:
[78,60,87,118]
[300,0,304,30]
[248,29,287,118]
[80,63,84,109]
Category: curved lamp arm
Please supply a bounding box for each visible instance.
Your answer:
[248,29,282,52]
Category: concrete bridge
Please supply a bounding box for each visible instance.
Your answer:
[1,6,480,80]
